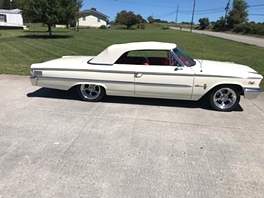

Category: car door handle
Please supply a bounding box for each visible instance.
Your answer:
[174,67,183,71]
[135,72,143,78]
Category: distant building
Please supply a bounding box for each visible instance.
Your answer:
[0,9,23,29]
[78,8,109,28]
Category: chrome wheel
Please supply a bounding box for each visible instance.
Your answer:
[78,84,105,101]
[209,86,240,111]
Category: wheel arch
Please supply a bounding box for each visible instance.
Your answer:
[70,82,107,93]
[201,83,244,100]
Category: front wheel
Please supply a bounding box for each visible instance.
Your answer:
[209,86,240,111]
[77,84,105,102]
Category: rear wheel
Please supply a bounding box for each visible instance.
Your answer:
[209,85,240,111]
[77,84,105,102]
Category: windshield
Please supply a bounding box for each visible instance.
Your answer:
[173,47,196,66]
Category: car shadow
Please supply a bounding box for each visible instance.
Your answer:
[27,88,244,112]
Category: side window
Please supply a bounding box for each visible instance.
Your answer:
[115,50,170,66]
[0,14,6,22]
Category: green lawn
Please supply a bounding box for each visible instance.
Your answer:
[0,25,263,89]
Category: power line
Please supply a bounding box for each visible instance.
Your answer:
[248,4,264,8]
[249,14,264,16]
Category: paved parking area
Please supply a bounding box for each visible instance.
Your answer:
[0,74,263,198]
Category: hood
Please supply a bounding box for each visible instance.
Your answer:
[194,59,262,78]
[31,56,94,69]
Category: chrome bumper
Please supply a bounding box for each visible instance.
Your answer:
[244,88,262,99]
[30,76,38,86]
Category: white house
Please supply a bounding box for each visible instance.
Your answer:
[0,9,23,29]
[78,8,109,28]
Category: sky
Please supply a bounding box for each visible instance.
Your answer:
[81,0,264,24]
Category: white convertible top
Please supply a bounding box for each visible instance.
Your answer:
[89,41,177,64]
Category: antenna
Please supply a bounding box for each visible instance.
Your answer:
[200,31,205,72]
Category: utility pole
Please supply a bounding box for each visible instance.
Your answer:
[190,0,196,33]
[10,0,12,9]
[224,0,230,24]
[175,4,179,25]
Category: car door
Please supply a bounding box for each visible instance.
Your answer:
[134,65,194,100]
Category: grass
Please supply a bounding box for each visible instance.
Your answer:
[0,24,263,89]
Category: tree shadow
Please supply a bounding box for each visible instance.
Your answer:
[114,27,137,30]
[27,87,244,112]
[18,33,73,39]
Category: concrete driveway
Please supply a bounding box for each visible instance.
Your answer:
[0,75,263,198]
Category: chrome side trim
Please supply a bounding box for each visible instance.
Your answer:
[31,68,262,79]
[135,82,192,88]
[37,76,134,85]
[195,74,262,79]
[87,60,113,66]
[244,88,262,99]
[31,68,134,74]
[37,76,192,88]
[143,72,193,77]
[29,68,194,77]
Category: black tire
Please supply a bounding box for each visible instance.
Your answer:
[209,85,240,111]
[77,84,105,102]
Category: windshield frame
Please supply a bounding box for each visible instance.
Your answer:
[172,47,196,67]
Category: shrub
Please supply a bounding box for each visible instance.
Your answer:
[161,26,169,30]
[99,25,107,29]
[137,23,145,29]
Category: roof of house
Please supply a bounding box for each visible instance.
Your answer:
[79,9,109,18]
[0,9,21,14]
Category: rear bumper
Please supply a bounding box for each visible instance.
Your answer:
[244,88,262,99]
[30,76,38,86]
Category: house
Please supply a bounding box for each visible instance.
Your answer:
[0,9,23,29]
[78,8,109,28]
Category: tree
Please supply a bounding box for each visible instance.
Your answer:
[213,16,226,31]
[17,0,82,36]
[226,0,248,29]
[1,0,18,9]
[115,10,143,29]
[198,17,210,30]
[147,16,154,23]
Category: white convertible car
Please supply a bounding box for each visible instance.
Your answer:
[30,41,263,111]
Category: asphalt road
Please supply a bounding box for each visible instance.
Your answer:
[170,27,264,48]
[0,75,264,198]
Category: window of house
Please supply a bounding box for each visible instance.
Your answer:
[0,14,7,22]
[97,18,100,22]
[82,16,86,21]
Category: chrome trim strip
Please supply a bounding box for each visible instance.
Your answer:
[31,68,262,79]
[195,74,262,79]
[38,76,134,85]
[135,82,192,88]
[31,68,134,74]
[30,68,194,77]
[143,72,193,77]
[87,60,113,66]
[37,76,192,88]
